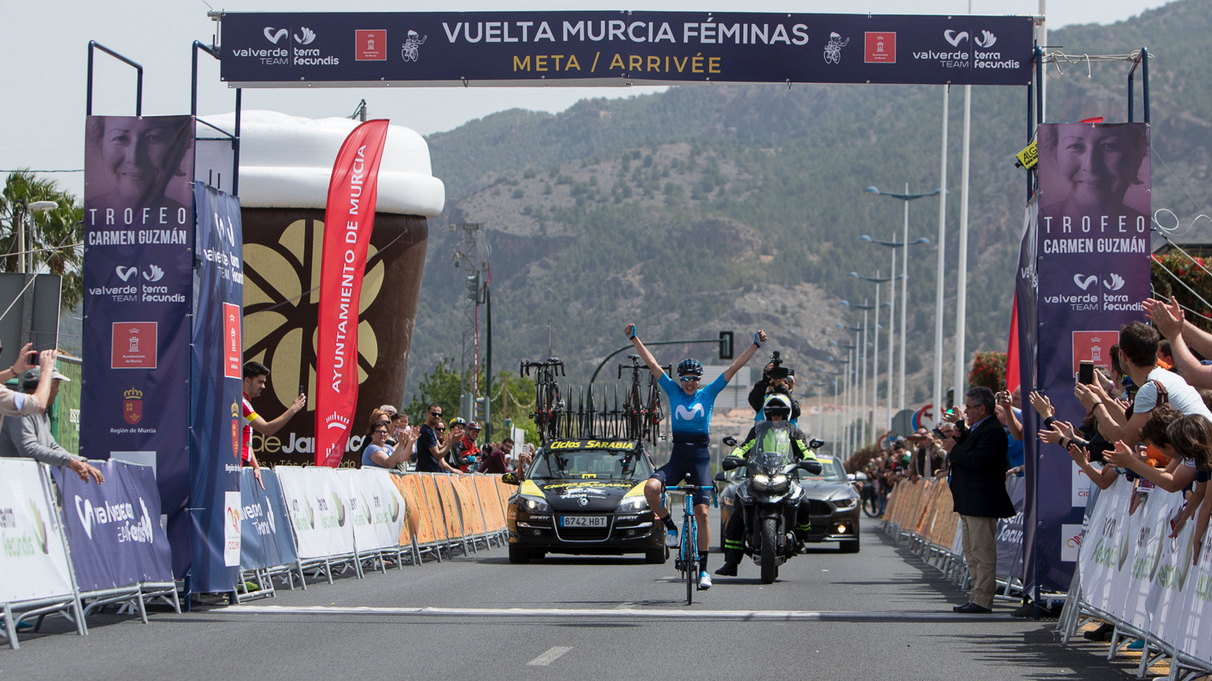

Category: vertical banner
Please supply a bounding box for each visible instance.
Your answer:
[1025,122,1151,594]
[81,115,195,577]
[315,120,391,467]
[188,184,245,592]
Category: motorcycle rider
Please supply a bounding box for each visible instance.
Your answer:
[716,393,819,577]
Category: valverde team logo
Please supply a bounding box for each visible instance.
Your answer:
[124,387,143,425]
[243,218,386,417]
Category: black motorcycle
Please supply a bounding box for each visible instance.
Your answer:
[717,433,823,584]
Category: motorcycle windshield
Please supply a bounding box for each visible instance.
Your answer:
[746,426,794,474]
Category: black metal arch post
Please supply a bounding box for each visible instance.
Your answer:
[191,40,242,196]
[86,41,143,116]
[1128,47,1150,124]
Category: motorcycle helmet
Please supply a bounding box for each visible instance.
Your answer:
[763,393,792,420]
[676,358,703,377]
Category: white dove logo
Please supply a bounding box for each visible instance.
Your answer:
[944,30,969,47]
[139,498,153,544]
[294,27,316,45]
[116,266,138,282]
[143,265,164,282]
[974,30,997,48]
[675,404,705,421]
[1073,274,1098,290]
[263,27,288,44]
[265,502,276,534]
[75,495,94,540]
[1103,273,1125,291]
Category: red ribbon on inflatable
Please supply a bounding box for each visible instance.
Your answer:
[315,120,390,467]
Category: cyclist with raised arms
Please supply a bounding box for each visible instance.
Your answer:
[624,322,768,590]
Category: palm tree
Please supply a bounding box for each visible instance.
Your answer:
[0,171,84,309]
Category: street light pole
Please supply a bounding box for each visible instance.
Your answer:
[935,86,951,427]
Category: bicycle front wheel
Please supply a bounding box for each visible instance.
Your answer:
[683,520,697,605]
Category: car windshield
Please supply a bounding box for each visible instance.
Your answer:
[800,456,848,483]
[528,445,653,480]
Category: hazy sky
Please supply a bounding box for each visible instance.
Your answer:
[0,0,1176,198]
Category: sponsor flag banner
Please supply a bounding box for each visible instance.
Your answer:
[1023,122,1151,594]
[315,120,391,467]
[0,460,74,603]
[188,183,245,592]
[219,12,1033,87]
[238,468,298,571]
[51,460,172,592]
[81,115,195,577]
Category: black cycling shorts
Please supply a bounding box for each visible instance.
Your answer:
[652,438,713,506]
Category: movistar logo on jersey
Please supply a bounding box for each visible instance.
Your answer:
[675,404,705,421]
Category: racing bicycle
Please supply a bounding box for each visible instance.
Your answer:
[618,355,667,445]
[665,476,717,606]
[521,358,565,442]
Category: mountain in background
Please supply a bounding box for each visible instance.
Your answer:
[405,0,1211,409]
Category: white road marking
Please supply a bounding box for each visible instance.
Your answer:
[223,604,995,621]
[527,646,572,666]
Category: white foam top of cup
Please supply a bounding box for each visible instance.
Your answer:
[201,110,445,217]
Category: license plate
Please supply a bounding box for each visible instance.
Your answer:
[560,515,607,528]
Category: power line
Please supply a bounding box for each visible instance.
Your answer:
[0,169,83,174]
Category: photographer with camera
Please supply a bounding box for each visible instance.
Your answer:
[747,351,801,424]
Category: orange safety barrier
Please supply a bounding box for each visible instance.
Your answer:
[452,476,486,536]
[388,473,422,545]
[432,475,465,541]
[473,475,505,532]
[417,474,451,544]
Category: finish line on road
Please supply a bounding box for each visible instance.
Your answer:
[225,604,1000,621]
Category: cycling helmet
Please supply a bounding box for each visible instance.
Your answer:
[676,358,703,377]
[763,393,793,420]
[449,417,467,427]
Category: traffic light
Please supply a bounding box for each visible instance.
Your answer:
[719,331,734,360]
[475,396,488,423]
[466,272,482,303]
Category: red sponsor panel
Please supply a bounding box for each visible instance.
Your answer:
[1072,330,1119,376]
[356,30,387,61]
[315,120,391,467]
[223,302,242,379]
[111,322,158,369]
[865,32,896,63]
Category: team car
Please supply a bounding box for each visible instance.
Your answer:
[503,438,667,564]
[798,454,861,553]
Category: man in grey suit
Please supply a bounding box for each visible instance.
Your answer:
[0,367,103,484]
[941,386,1015,614]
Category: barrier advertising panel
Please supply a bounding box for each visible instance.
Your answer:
[219,12,1033,87]
[81,114,195,577]
[238,468,298,570]
[188,184,245,592]
[0,460,74,602]
[52,460,173,592]
[275,466,355,559]
[1022,122,1151,594]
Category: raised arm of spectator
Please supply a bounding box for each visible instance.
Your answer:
[722,330,768,382]
[251,392,307,437]
[1171,480,1207,538]
[997,391,1022,440]
[1146,296,1212,388]
[1077,382,1140,444]
[1068,444,1118,490]
[1105,441,1198,493]
[1194,488,1212,563]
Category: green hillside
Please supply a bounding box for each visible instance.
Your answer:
[406,0,1211,409]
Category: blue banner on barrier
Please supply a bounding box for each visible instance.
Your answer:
[239,468,298,571]
[81,115,196,578]
[188,184,245,593]
[1022,123,1151,593]
[219,12,1033,87]
[52,460,173,592]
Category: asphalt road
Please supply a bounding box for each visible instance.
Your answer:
[2,517,1142,681]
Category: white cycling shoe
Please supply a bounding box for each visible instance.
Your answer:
[697,572,712,590]
[665,528,679,548]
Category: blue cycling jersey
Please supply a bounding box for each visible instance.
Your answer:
[659,373,728,437]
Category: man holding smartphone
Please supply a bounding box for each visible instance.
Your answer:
[242,361,306,487]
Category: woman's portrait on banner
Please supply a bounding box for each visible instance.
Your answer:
[1037,122,1150,231]
[84,115,194,226]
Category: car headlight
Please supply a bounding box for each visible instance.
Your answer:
[752,474,789,494]
[832,497,858,510]
[618,497,648,513]
[522,495,550,512]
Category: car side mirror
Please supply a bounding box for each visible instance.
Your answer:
[798,460,823,475]
[714,471,729,482]
[722,436,738,447]
[847,473,857,482]
[721,456,744,471]
[502,472,520,486]
[808,438,825,450]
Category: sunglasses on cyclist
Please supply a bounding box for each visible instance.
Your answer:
[679,375,701,382]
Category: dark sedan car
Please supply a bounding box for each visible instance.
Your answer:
[503,438,666,564]
[799,454,861,553]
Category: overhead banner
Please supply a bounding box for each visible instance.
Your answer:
[0,460,74,603]
[188,184,246,592]
[238,468,298,571]
[315,120,391,467]
[218,11,1033,87]
[51,460,173,592]
[1023,122,1151,594]
[81,114,195,577]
